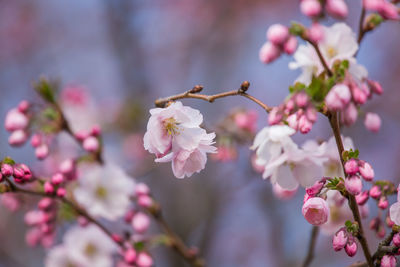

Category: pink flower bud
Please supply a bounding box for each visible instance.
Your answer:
[306,181,324,197]
[111,233,122,243]
[136,252,153,267]
[267,24,289,45]
[345,176,362,195]
[44,182,54,194]
[369,186,381,199]
[124,210,135,223]
[381,255,397,267]
[344,241,358,257]
[35,144,49,160]
[132,212,150,233]
[342,102,358,126]
[56,187,66,197]
[307,23,324,43]
[75,130,89,141]
[20,164,32,181]
[379,1,399,20]
[273,184,298,200]
[283,36,298,55]
[295,92,309,108]
[359,161,374,181]
[51,173,64,185]
[78,216,89,227]
[135,183,150,196]
[124,248,137,264]
[298,115,312,134]
[356,191,369,205]
[302,197,329,225]
[393,233,400,247]
[386,216,395,228]
[364,112,381,133]
[287,113,299,131]
[306,107,317,123]
[91,125,102,136]
[259,42,281,64]
[41,233,55,248]
[351,85,367,104]
[326,0,349,18]
[378,197,389,210]
[38,198,54,211]
[367,80,383,95]
[8,130,28,146]
[18,100,30,113]
[363,0,381,10]
[138,195,153,208]
[13,165,25,179]
[325,84,351,111]
[1,163,13,177]
[5,109,29,132]
[268,107,283,125]
[30,134,42,148]
[344,159,359,175]
[25,227,42,247]
[300,0,322,17]
[24,210,45,225]
[333,229,348,251]
[83,136,99,152]
[59,159,75,174]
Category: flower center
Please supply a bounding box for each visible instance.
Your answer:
[95,186,108,199]
[163,117,180,136]
[326,46,337,59]
[84,243,98,258]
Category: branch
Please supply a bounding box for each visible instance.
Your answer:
[327,111,373,267]
[357,7,367,45]
[302,226,319,267]
[154,81,273,113]
[372,230,397,260]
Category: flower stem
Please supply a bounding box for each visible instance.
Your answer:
[302,226,319,267]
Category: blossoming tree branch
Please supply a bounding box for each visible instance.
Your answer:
[0,0,399,266]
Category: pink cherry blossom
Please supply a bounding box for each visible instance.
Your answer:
[364,112,381,133]
[5,108,29,132]
[302,197,330,225]
[266,24,289,45]
[259,42,281,64]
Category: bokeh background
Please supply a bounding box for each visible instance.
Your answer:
[0,0,399,266]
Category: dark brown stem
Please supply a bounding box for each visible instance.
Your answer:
[306,40,333,77]
[372,230,397,260]
[327,111,373,267]
[154,82,272,113]
[302,226,319,267]
[357,7,367,45]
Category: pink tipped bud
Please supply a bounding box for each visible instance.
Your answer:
[35,144,49,160]
[259,42,281,64]
[356,191,369,205]
[386,216,395,228]
[267,24,289,45]
[342,102,358,126]
[364,112,381,133]
[25,228,42,247]
[135,183,150,196]
[306,107,317,123]
[351,85,367,105]
[268,107,283,125]
[363,0,381,10]
[302,197,329,225]
[359,161,374,181]
[56,187,66,197]
[1,163,14,177]
[132,212,150,234]
[91,125,102,136]
[124,248,137,264]
[306,181,325,197]
[369,185,381,199]
[393,233,400,247]
[124,210,135,223]
[326,84,351,111]
[78,216,89,227]
[136,252,153,267]
[300,0,322,17]
[333,229,348,251]
[344,159,359,175]
[18,101,30,113]
[44,182,54,194]
[345,176,362,195]
[287,113,299,131]
[59,159,75,174]
[381,255,397,267]
[326,0,349,18]
[283,36,298,55]
[5,109,29,132]
[111,233,122,243]
[138,195,153,208]
[295,92,309,108]
[378,197,389,210]
[51,173,64,185]
[344,241,358,257]
[75,130,89,141]
[38,198,54,211]
[30,134,42,148]
[8,130,28,146]
[24,210,45,225]
[83,136,99,152]
[298,115,312,134]
[307,23,324,43]
[367,80,383,95]
[379,2,399,20]
[20,164,32,181]
[13,165,25,179]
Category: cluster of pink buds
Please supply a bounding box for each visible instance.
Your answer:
[233,109,258,133]
[332,228,358,257]
[1,161,33,184]
[31,133,50,160]
[363,0,399,20]
[269,91,317,134]
[43,172,67,197]
[24,197,57,248]
[4,101,31,146]
[76,125,101,153]
[344,159,374,195]
[259,24,298,64]
[325,80,383,131]
[369,183,393,211]
[121,245,153,267]
[300,0,348,19]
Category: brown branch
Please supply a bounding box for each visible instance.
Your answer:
[154,81,273,113]
[357,7,367,45]
[327,111,373,267]
[302,226,319,267]
[372,230,397,260]
[304,39,333,77]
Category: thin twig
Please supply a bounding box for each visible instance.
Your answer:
[357,7,367,45]
[302,226,319,267]
[154,81,273,113]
